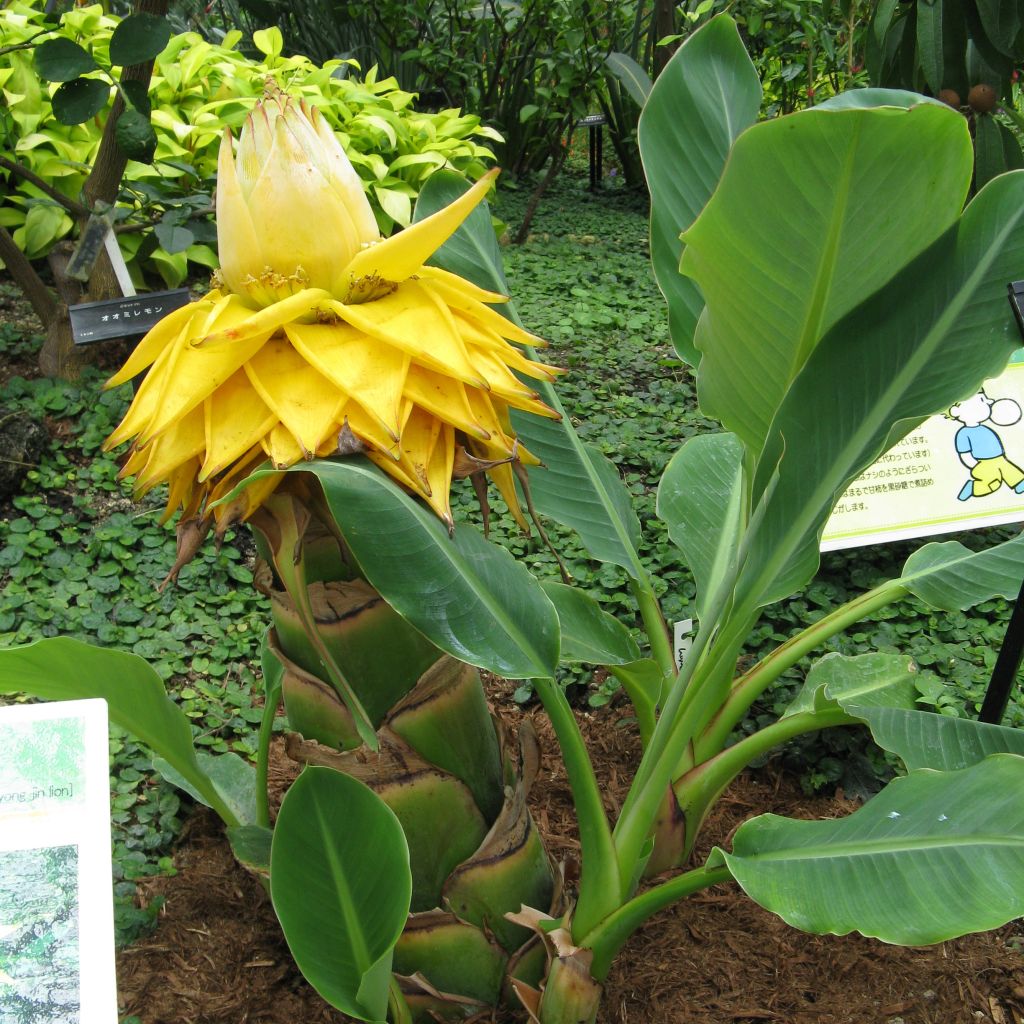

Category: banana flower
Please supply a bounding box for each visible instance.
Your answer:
[105,89,560,534]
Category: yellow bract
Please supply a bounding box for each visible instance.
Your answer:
[105,90,560,535]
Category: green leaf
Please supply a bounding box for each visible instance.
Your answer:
[108,13,172,67]
[639,14,761,365]
[540,581,641,665]
[657,432,743,621]
[120,79,152,116]
[252,26,283,58]
[513,429,646,576]
[814,88,945,111]
[681,102,972,458]
[271,767,410,1022]
[975,114,1007,191]
[899,533,1024,610]
[51,78,109,125]
[283,459,559,680]
[852,706,1024,771]
[714,755,1024,944]
[114,108,158,163]
[783,652,919,718]
[154,220,194,254]
[34,38,96,82]
[975,0,1022,57]
[916,0,944,92]
[604,51,653,108]
[153,751,256,825]
[0,637,240,827]
[414,171,648,579]
[738,170,1024,609]
[226,824,272,873]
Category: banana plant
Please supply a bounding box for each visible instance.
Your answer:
[274,15,1024,1022]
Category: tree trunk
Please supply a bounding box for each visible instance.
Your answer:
[36,0,169,376]
[652,0,677,78]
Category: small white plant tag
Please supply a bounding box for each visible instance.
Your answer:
[673,618,694,672]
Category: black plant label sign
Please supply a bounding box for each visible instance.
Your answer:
[69,289,190,345]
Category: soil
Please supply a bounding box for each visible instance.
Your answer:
[116,694,1024,1024]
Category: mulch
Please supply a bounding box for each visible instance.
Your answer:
[116,690,1024,1024]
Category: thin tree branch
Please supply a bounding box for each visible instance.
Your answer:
[0,156,90,219]
[0,223,58,329]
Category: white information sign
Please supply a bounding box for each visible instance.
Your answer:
[0,699,117,1024]
[822,359,1024,550]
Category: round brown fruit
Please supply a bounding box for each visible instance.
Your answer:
[967,83,997,113]
[937,89,961,108]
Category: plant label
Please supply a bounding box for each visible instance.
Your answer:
[673,618,694,671]
[69,289,190,346]
[0,699,117,1024]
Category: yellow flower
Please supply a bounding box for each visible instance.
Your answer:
[105,90,560,535]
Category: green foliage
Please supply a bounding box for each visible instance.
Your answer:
[0,1,498,285]
[209,0,600,179]
[866,0,1024,181]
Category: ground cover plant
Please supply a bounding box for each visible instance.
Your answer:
[2,15,1024,1019]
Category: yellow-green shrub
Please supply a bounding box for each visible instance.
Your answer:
[0,3,500,286]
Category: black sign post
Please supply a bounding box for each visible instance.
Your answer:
[978,281,1024,725]
[68,289,191,346]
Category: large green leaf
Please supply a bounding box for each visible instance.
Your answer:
[639,14,761,365]
[271,767,410,1022]
[714,755,1024,944]
[540,581,641,665]
[604,51,653,108]
[850,706,1024,772]
[900,534,1024,610]
[415,171,648,579]
[33,37,96,82]
[681,101,972,458]
[0,637,240,827]
[656,432,743,620]
[290,460,559,680]
[782,652,919,718]
[738,170,1024,609]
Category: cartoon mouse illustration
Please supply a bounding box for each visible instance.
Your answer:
[948,389,1024,501]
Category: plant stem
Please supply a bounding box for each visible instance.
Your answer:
[583,864,733,980]
[533,676,623,937]
[0,156,90,219]
[388,977,413,1024]
[673,706,855,853]
[255,673,281,830]
[697,581,906,759]
[631,576,675,680]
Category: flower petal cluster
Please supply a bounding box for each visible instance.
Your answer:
[105,91,560,533]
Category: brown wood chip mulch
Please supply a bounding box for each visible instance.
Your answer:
[116,693,1024,1024]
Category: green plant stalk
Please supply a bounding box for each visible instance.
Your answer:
[630,575,676,680]
[673,706,856,857]
[255,669,281,830]
[533,676,623,938]
[695,580,908,760]
[611,637,724,887]
[582,863,733,981]
[388,977,413,1024]
[612,573,752,883]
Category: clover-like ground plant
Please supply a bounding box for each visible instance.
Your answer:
[4,15,1024,1024]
